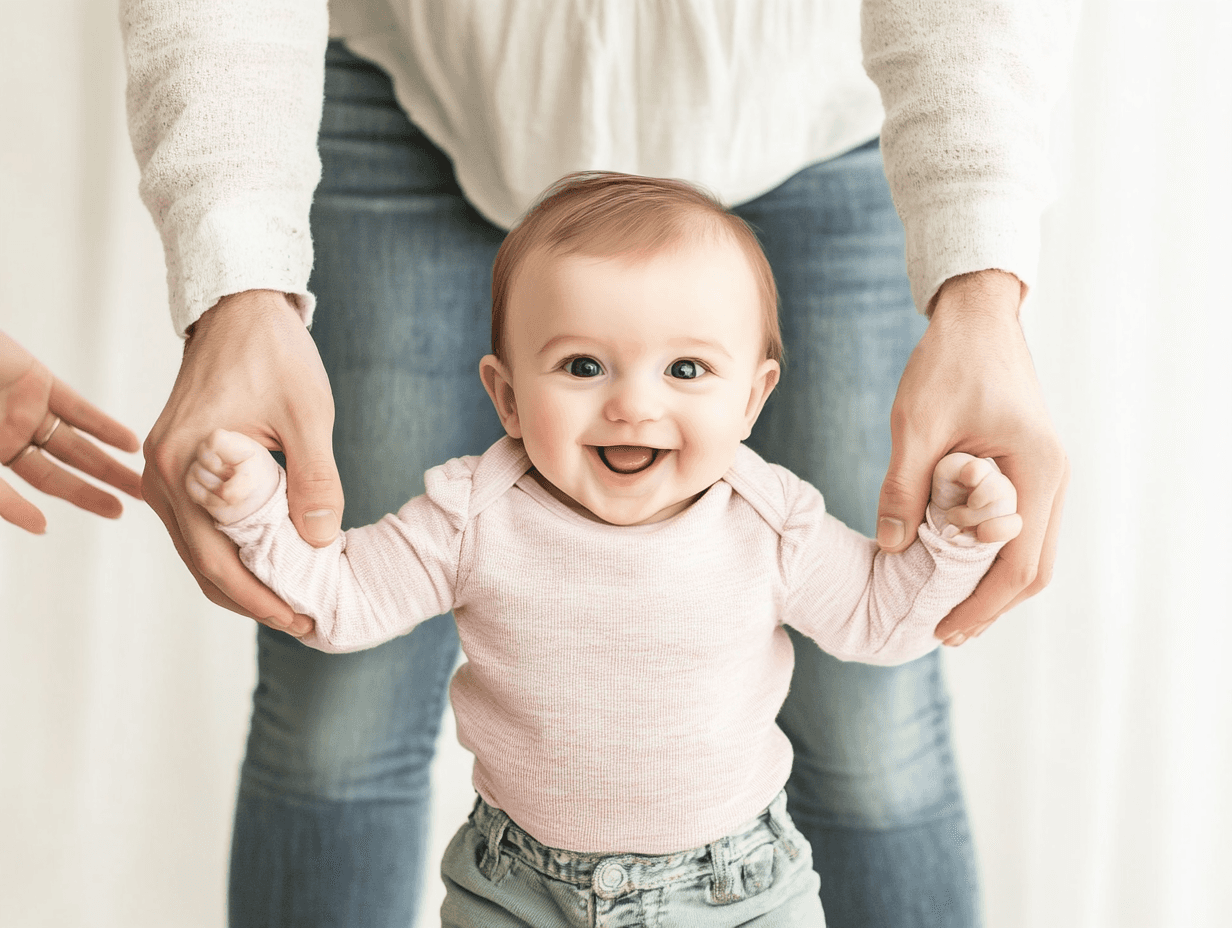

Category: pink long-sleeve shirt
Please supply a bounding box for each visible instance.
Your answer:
[221,437,998,854]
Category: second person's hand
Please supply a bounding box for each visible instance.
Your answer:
[1,330,142,533]
[142,289,344,636]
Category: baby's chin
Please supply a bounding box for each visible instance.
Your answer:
[534,479,684,526]
[582,490,701,526]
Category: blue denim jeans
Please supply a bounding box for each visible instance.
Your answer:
[228,42,979,928]
[440,792,823,927]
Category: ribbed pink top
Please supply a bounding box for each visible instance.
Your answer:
[221,437,998,853]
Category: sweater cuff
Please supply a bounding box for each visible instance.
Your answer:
[165,199,316,337]
[905,192,1042,316]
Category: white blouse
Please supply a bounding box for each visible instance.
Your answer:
[121,0,1073,335]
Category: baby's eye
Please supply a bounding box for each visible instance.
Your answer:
[565,357,603,378]
[668,359,702,380]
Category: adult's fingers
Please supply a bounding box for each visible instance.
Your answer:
[0,476,46,533]
[142,459,237,611]
[974,455,1070,626]
[935,448,1066,642]
[39,417,142,499]
[281,414,344,548]
[49,376,140,454]
[0,358,52,462]
[876,420,936,552]
[9,445,123,518]
[182,509,316,635]
[143,454,315,636]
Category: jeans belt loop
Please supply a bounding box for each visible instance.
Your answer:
[708,835,740,903]
[765,792,799,858]
[478,804,514,882]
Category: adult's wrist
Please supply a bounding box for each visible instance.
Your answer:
[927,270,1024,324]
[186,290,300,342]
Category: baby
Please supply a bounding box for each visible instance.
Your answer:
[189,173,1019,927]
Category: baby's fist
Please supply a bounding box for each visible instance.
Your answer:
[185,429,281,526]
[928,453,1022,547]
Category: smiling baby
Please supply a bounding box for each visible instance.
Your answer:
[187,172,1019,927]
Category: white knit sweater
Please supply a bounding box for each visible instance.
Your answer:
[121,0,1073,335]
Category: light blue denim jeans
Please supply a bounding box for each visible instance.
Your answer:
[227,42,979,928]
[440,792,823,927]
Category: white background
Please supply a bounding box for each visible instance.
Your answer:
[2,2,1230,926]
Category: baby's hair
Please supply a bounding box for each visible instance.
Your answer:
[490,172,783,364]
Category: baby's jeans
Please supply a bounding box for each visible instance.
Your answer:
[227,41,979,928]
[440,792,825,928]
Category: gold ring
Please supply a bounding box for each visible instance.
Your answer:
[2,444,39,468]
[34,414,62,447]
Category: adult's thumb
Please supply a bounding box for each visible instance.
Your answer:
[284,432,344,547]
[876,440,934,552]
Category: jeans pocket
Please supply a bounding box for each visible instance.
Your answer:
[740,841,778,896]
[709,839,781,905]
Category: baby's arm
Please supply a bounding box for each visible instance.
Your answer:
[185,429,460,652]
[783,453,1020,664]
[926,453,1022,547]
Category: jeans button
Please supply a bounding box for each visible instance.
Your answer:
[594,860,627,897]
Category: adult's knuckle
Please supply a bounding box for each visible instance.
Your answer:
[1058,451,1072,484]
[888,403,927,441]
[301,461,336,483]
[148,441,181,479]
[286,388,335,426]
[201,583,231,611]
[295,461,339,491]
[1007,562,1038,591]
[879,470,916,505]
[139,464,164,503]
[195,548,232,584]
[1037,436,1068,477]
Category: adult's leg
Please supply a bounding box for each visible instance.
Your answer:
[228,43,505,928]
[738,139,981,928]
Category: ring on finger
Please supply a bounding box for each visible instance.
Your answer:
[2,444,40,468]
[34,414,62,447]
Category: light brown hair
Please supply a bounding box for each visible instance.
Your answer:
[490,172,783,364]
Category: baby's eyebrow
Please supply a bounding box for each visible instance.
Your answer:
[536,334,595,356]
[534,334,734,360]
[669,337,733,361]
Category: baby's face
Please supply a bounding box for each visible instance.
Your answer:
[481,236,779,525]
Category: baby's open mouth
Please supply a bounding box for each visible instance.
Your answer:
[597,446,660,475]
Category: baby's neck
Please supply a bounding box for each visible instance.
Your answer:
[527,469,702,526]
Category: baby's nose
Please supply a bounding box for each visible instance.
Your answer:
[604,377,663,423]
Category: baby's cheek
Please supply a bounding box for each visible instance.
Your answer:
[524,395,579,467]
[679,415,740,491]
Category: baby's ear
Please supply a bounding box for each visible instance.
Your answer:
[479,355,522,438]
[742,358,780,436]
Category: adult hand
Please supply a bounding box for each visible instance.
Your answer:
[142,290,343,637]
[876,270,1069,645]
[0,330,142,533]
